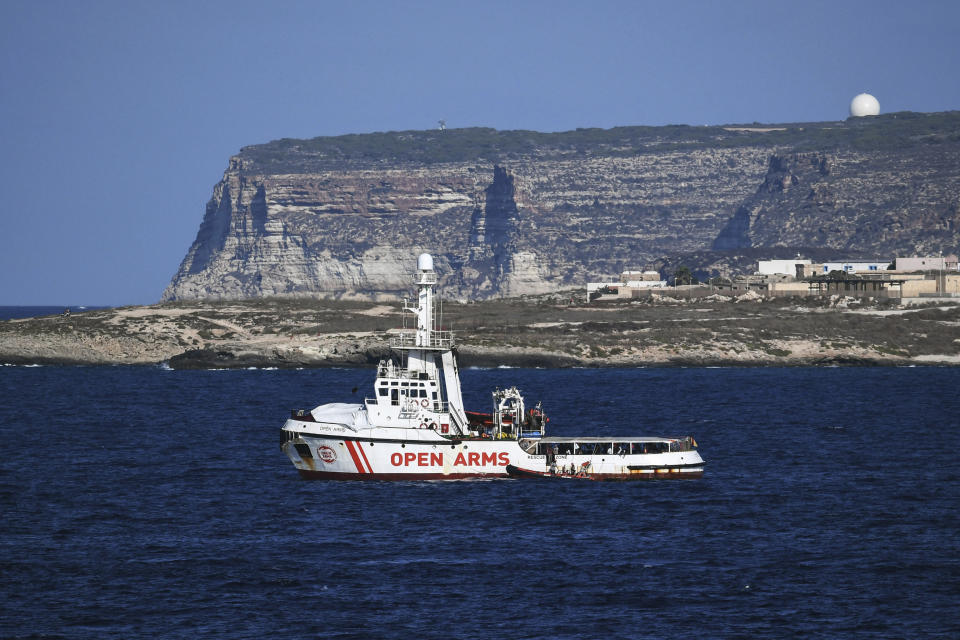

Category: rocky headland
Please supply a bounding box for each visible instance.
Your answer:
[164,112,960,301]
[13,114,960,369]
[4,294,959,369]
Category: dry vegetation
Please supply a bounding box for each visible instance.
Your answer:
[3,292,960,368]
[442,294,960,365]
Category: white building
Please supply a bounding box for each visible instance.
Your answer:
[817,261,889,274]
[620,270,662,282]
[895,255,959,272]
[624,279,667,289]
[587,270,666,296]
[758,259,811,276]
[622,270,666,288]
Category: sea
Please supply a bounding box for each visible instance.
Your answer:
[2,360,959,636]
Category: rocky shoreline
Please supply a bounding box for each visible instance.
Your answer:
[3,294,960,369]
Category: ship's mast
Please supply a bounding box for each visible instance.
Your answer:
[397,254,469,434]
[414,254,436,347]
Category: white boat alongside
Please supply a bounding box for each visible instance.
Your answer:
[280,253,704,480]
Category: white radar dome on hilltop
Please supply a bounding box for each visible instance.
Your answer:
[850,93,880,117]
[417,253,434,271]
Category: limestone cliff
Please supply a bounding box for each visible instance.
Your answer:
[713,148,960,256]
[164,112,960,300]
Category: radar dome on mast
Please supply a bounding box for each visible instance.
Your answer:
[417,253,434,272]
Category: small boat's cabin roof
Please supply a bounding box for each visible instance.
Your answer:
[526,436,697,456]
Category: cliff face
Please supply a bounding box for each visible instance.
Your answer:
[713,148,960,256]
[165,163,482,300]
[164,113,960,300]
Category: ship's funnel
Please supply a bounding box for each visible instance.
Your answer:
[417,253,434,272]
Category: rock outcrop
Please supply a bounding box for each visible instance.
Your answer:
[713,149,960,255]
[164,113,960,300]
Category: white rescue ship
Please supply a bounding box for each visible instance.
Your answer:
[281,253,704,480]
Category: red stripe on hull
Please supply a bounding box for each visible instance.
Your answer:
[343,441,366,474]
[354,440,374,473]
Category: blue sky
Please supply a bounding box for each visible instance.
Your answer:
[1,0,958,305]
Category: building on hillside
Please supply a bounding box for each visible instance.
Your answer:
[587,270,666,300]
[621,270,663,283]
[757,259,811,277]
[716,273,797,293]
[806,273,960,298]
[799,261,891,277]
[620,270,666,290]
[591,259,960,302]
[805,275,909,297]
[939,273,960,295]
[895,255,959,272]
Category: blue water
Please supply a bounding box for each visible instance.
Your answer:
[2,365,958,639]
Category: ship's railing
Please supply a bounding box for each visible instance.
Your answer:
[416,271,438,286]
[389,330,454,350]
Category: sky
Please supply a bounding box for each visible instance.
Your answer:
[1,0,958,306]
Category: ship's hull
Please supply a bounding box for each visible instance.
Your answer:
[505,463,704,481]
[294,469,499,480]
[282,426,523,479]
[282,420,704,480]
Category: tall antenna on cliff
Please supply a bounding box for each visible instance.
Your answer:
[438,119,446,131]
